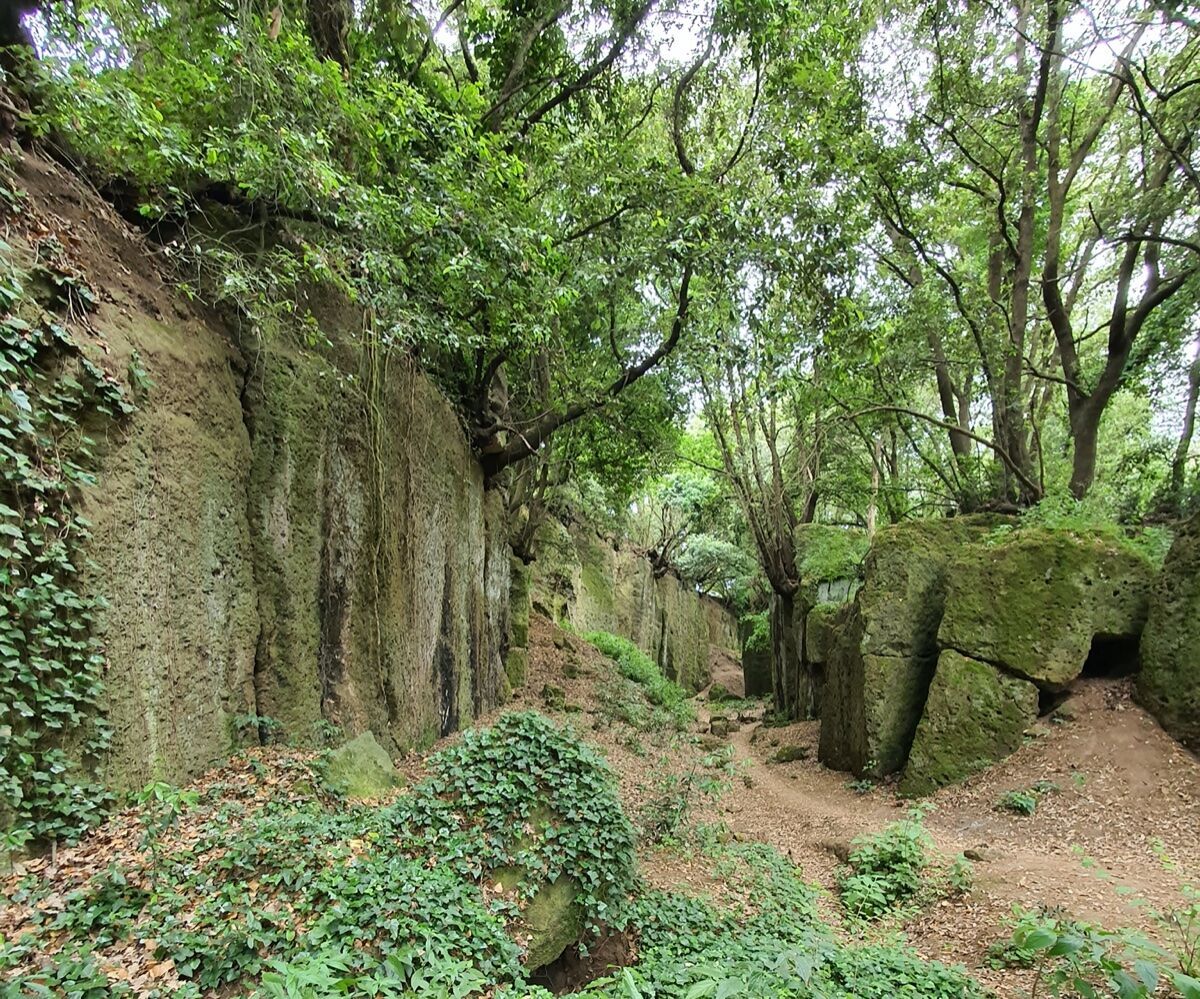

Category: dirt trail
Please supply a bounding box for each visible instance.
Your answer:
[702,679,1200,994]
[501,618,1200,996]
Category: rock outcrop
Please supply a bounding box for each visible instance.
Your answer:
[899,651,1039,796]
[528,518,736,692]
[322,731,400,799]
[938,531,1153,688]
[819,517,1158,792]
[819,520,986,777]
[1138,513,1200,749]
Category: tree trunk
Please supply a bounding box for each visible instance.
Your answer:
[1069,403,1100,501]
[307,0,351,66]
[1169,351,1200,510]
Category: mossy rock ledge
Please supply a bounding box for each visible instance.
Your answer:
[937,530,1154,689]
[900,650,1039,796]
[495,867,585,970]
[1138,512,1200,749]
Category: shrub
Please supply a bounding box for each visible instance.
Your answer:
[837,811,932,920]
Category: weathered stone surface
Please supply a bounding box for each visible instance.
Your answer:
[1138,513,1200,748]
[496,869,584,970]
[323,731,399,799]
[938,531,1154,688]
[19,148,515,788]
[739,617,772,698]
[530,519,736,692]
[900,651,1038,797]
[805,603,843,665]
[819,519,994,777]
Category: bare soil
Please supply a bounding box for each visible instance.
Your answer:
[515,615,1200,997]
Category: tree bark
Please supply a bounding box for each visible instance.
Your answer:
[307,0,351,66]
[1169,350,1200,510]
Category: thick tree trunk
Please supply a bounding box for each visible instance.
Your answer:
[307,0,351,66]
[1169,352,1200,509]
[1069,405,1100,501]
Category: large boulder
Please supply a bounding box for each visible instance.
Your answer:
[938,531,1154,688]
[495,866,584,970]
[1138,513,1200,748]
[323,731,399,799]
[819,519,994,777]
[900,650,1039,796]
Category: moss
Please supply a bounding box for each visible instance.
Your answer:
[506,647,529,689]
[900,651,1038,796]
[805,602,844,664]
[494,869,584,969]
[938,530,1154,688]
[509,557,532,649]
[322,731,400,799]
[795,524,870,589]
[1138,512,1200,748]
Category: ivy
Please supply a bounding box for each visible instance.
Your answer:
[0,238,133,846]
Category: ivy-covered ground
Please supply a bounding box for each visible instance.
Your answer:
[2,614,1198,998]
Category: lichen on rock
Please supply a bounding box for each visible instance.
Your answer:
[322,730,399,799]
[1138,512,1200,748]
[900,650,1039,796]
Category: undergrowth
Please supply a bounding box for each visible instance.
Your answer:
[585,632,693,729]
[837,807,972,921]
[0,230,136,846]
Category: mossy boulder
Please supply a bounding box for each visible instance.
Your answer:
[1138,513,1200,748]
[495,867,585,970]
[900,650,1039,796]
[938,531,1154,689]
[323,731,399,799]
[820,519,995,777]
[805,602,844,665]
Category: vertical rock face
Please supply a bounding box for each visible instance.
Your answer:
[245,339,510,754]
[1138,513,1200,749]
[14,153,514,790]
[819,520,983,777]
[529,519,736,692]
[900,650,1039,796]
[81,302,510,785]
[79,312,261,789]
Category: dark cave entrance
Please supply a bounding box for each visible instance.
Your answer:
[1080,633,1141,679]
[528,928,636,994]
[1038,633,1142,715]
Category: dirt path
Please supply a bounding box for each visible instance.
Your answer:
[513,617,1199,996]
[701,680,1200,995]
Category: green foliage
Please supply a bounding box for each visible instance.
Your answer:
[837,810,932,920]
[997,781,1058,817]
[584,632,692,723]
[796,526,870,586]
[741,612,770,655]
[3,713,635,993]
[1010,909,1200,999]
[0,243,133,844]
[636,748,735,846]
[1019,495,1173,566]
[605,842,986,999]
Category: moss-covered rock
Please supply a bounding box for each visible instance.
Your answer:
[938,530,1154,688]
[819,519,995,777]
[900,651,1038,796]
[1138,513,1200,748]
[323,731,399,798]
[805,603,844,665]
[510,557,532,649]
[494,867,584,970]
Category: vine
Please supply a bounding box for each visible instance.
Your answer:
[0,228,135,847]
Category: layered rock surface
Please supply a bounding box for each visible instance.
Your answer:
[1138,512,1200,749]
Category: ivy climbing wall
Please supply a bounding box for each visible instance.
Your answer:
[2,153,511,821]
